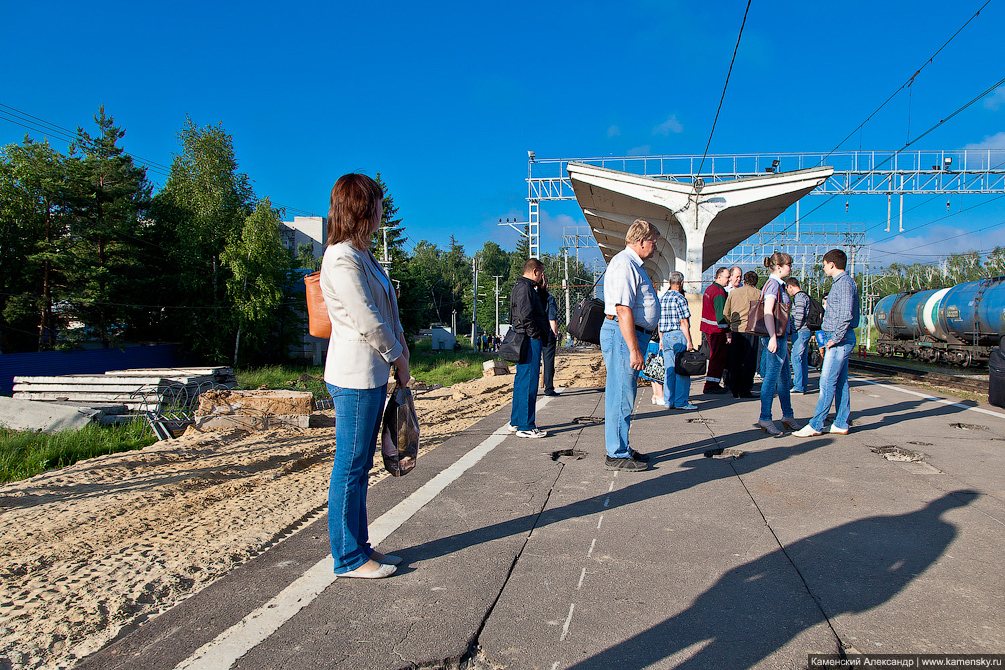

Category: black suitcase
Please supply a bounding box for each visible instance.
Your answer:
[989,348,1005,409]
[567,297,605,345]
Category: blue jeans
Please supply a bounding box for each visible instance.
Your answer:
[759,336,794,422]
[661,330,690,408]
[511,336,542,431]
[808,330,856,431]
[790,329,812,392]
[326,382,386,574]
[600,318,651,458]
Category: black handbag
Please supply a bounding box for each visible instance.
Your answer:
[498,328,527,363]
[675,349,708,376]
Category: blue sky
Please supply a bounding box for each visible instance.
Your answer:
[3,0,1004,267]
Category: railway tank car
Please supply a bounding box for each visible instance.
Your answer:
[874,277,1005,366]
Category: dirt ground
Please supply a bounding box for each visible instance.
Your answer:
[0,350,607,670]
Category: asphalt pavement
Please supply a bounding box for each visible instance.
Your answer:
[77,370,1005,670]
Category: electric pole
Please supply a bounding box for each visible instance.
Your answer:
[471,257,480,351]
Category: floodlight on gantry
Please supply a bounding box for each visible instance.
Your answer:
[566,161,833,289]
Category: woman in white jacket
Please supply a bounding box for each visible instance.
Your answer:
[320,173,409,579]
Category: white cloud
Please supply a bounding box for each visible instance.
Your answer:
[627,145,652,156]
[962,132,1005,150]
[983,88,1005,112]
[653,114,684,136]
[607,125,621,139]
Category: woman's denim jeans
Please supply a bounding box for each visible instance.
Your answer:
[510,336,542,431]
[808,330,856,431]
[759,336,794,422]
[600,318,650,458]
[326,382,386,574]
[661,330,690,408]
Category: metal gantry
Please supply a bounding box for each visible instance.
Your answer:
[527,150,1005,201]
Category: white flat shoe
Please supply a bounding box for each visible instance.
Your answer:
[792,425,823,438]
[338,563,397,579]
[829,425,849,435]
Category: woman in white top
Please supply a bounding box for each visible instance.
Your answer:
[320,174,409,579]
[756,252,799,436]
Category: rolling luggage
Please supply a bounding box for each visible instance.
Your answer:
[989,347,1005,409]
[567,297,605,345]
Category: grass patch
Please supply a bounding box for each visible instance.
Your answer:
[0,420,156,485]
[237,342,491,396]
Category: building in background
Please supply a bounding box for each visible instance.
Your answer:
[280,216,325,259]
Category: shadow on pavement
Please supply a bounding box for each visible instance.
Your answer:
[564,490,978,670]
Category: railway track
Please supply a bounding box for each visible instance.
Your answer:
[849,359,989,395]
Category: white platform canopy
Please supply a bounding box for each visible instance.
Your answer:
[567,162,834,290]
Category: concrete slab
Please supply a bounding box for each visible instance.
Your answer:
[0,396,101,433]
[74,370,1005,670]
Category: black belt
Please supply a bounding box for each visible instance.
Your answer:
[605,314,655,337]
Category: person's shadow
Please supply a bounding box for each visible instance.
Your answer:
[564,490,978,669]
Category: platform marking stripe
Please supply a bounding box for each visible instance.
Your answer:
[560,603,576,641]
[853,377,1005,419]
[175,398,551,670]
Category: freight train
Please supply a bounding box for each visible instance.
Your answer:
[873,277,1005,367]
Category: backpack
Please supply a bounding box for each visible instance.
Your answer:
[802,292,824,331]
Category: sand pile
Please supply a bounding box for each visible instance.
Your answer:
[0,350,604,669]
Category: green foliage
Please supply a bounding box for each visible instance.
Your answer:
[222,198,295,365]
[62,106,152,348]
[0,421,156,485]
[0,138,69,352]
[295,242,321,271]
[149,117,256,362]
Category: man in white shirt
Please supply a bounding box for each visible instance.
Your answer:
[600,219,661,472]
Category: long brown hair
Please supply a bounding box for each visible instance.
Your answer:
[326,173,383,249]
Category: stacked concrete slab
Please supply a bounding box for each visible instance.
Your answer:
[12,367,236,412]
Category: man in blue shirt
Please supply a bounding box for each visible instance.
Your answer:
[600,219,661,472]
[794,249,860,437]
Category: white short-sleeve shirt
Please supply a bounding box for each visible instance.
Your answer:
[603,247,660,330]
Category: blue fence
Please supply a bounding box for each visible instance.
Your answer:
[0,344,191,396]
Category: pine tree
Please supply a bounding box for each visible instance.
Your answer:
[0,138,69,352]
[62,106,151,348]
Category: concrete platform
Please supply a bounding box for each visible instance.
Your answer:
[77,372,1005,670]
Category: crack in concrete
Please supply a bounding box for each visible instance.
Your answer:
[699,418,848,657]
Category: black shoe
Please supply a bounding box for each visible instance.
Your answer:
[605,456,649,472]
[703,385,727,394]
[629,449,650,462]
[543,390,559,397]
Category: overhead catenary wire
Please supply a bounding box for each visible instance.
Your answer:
[765,74,1005,246]
[696,0,752,177]
[819,0,994,163]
